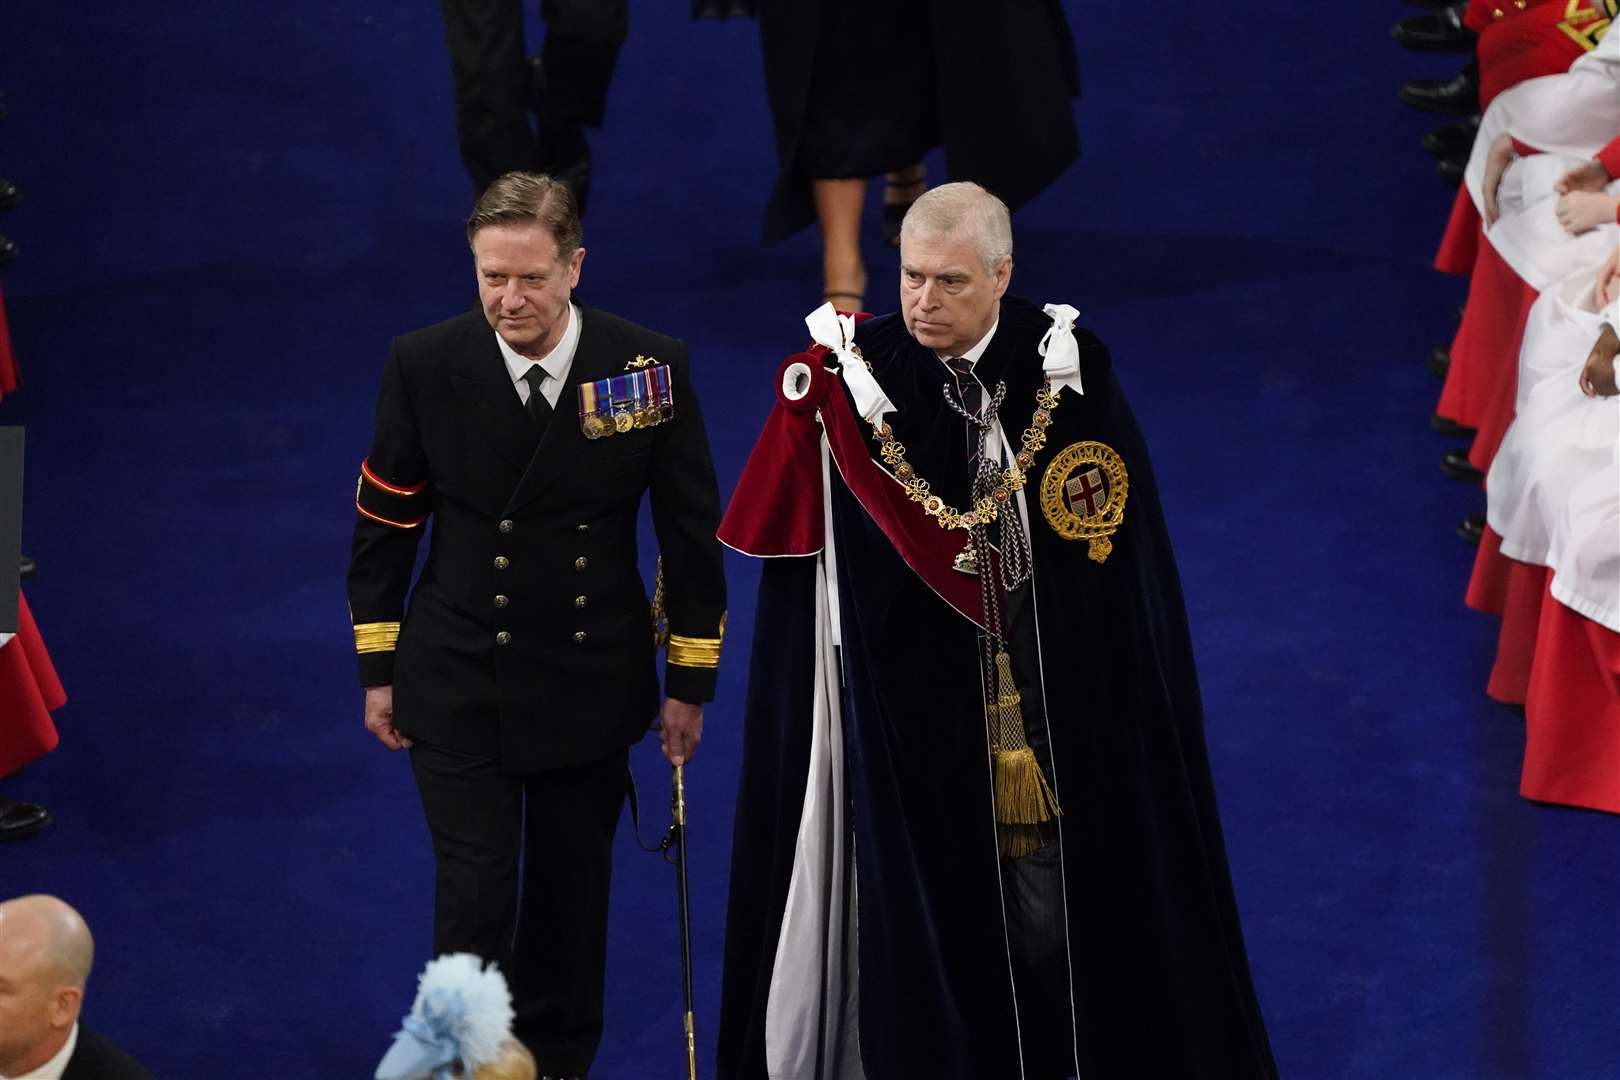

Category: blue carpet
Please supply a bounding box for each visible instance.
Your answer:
[3,3,1618,1077]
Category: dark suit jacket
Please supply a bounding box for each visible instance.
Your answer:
[62,1025,154,1080]
[346,305,726,771]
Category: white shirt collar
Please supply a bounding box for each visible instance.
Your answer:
[4,1023,78,1080]
[495,302,581,399]
[937,315,1000,372]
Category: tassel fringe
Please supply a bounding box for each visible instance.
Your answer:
[992,745,1061,826]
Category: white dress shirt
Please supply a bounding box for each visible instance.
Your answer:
[495,302,582,410]
[3,1023,78,1080]
[936,315,1000,375]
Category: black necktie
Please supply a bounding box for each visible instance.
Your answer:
[521,364,552,433]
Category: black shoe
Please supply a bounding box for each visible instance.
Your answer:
[19,554,36,580]
[1437,155,1465,187]
[1392,6,1476,52]
[0,798,51,841]
[1429,345,1451,378]
[1458,511,1485,545]
[1441,447,1485,483]
[1401,67,1481,115]
[0,234,14,267]
[0,179,17,212]
[1431,412,1477,438]
[1424,116,1480,159]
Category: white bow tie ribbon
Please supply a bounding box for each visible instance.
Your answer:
[805,302,896,425]
[1038,302,1084,397]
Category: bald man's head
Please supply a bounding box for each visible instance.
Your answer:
[0,895,95,1075]
[0,895,94,986]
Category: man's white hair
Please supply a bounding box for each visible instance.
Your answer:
[899,181,1013,272]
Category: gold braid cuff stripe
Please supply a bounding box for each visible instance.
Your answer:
[667,634,722,669]
[869,381,1062,531]
[354,622,401,654]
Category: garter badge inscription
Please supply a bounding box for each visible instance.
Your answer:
[1039,441,1128,562]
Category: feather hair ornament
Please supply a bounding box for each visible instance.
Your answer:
[374,953,517,1080]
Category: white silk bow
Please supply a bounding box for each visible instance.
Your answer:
[805,302,896,424]
[1038,302,1084,398]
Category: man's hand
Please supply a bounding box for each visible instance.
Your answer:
[1555,191,1620,236]
[658,697,703,767]
[1580,323,1620,397]
[1483,133,1518,226]
[1556,158,1611,195]
[364,685,413,750]
[1598,247,1620,307]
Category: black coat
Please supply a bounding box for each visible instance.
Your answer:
[62,1025,154,1080]
[717,298,1275,1078]
[346,306,726,772]
[757,0,1081,241]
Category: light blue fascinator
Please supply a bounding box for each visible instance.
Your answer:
[375,953,516,1080]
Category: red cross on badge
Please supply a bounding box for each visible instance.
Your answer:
[1065,467,1106,516]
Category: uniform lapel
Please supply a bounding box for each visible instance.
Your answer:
[451,319,542,497]
[502,306,616,515]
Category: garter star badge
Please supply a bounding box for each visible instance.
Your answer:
[1039,440,1128,563]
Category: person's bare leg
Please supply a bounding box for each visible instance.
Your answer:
[814,177,868,309]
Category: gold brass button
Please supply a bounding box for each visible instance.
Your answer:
[496,631,512,645]
[1514,0,1526,9]
[574,595,588,609]
[1491,6,1503,16]
[494,556,510,570]
[494,595,509,608]
[576,523,590,534]
[498,519,514,534]
[574,556,588,571]
[572,631,588,645]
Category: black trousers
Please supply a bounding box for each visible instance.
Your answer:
[437,0,629,192]
[410,740,628,1076]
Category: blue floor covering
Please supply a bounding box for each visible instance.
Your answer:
[2,3,1617,1077]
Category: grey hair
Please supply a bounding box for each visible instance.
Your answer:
[899,181,1013,272]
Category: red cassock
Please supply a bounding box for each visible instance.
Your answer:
[1466,530,1620,814]
[1435,0,1614,276]
[0,592,66,778]
[1438,132,1620,473]
[0,287,19,403]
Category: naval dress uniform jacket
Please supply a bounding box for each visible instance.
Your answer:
[346,303,726,1071]
[347,304,726,769]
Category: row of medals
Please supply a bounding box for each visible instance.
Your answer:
[582,400,674,439]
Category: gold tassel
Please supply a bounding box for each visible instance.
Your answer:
[993,746,1060,825]
[987,650,1061,839]
[997,823,1046,859]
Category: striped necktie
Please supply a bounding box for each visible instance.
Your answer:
[944,355,982,466]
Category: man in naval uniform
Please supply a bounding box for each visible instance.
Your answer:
[346,172,726,1079]
[715,183,1274,1079]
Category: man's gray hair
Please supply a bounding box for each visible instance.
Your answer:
[466,171,582,259]
[899,182,1013,272]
